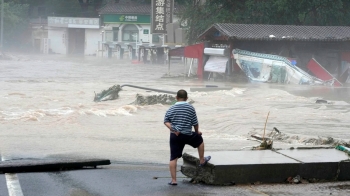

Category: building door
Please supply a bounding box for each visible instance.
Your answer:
[34,39,41,53]
[68,28,85,55]
[122,24,138,42]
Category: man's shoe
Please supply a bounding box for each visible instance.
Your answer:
[168,182,178,185]
[199,156,211,167]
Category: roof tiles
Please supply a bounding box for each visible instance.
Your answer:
[200,23,350,41]
[99,2,183,15]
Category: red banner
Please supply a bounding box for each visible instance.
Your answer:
[307,58,342,86]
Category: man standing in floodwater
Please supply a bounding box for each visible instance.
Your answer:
[164,89,211,185]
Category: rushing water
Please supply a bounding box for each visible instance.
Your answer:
[0,55,349,164]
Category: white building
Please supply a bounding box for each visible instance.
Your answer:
[47,17,102,55]
[30,18,48,53]
[98,1,183,59]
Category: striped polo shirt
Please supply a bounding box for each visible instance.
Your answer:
[164,101,198,135]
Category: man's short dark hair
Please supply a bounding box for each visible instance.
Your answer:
[177,89,187,99]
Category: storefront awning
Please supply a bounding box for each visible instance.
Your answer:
[103,14,150,24]
[204,56,228,73]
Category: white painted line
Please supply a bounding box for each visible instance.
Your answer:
[5,174,24,196]
[1,156,24,196]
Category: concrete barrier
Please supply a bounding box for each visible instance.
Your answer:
[181,149,350,185]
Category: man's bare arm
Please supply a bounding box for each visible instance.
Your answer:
[194,124,199,132]
[194,124,202,135]
[165,122,180,136]
[164,122,173,131]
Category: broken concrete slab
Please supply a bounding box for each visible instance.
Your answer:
[181,149,350,185]
[276,149,350,181]
[0,159,111,173]
[277,149,348,163]
[181,151,300,185]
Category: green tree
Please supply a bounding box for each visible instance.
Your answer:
[7,0,108,17]
[0,1,29,49]
[180,0,350,44]
[244,0,350,26]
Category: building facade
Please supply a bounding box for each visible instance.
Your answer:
[198,23,350,83]
[98,1,183,59]
[47,17,101,55]
[30,18,48,53]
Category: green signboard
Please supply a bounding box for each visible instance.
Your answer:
[103,14,151,24]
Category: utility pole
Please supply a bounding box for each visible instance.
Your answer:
[0,0,3,50]
[1,0,3,50]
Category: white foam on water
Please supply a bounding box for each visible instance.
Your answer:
[0,107,74,121]
[188,92,208,97]
[0,102,143,121]
[79,105,139,117]
[7,93,26,96]
[232,88,246,94]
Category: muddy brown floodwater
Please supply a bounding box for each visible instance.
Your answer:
[0,54,349,166]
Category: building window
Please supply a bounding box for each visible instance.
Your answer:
[113,27,119,41]
[152,34,159,42]
[113,31,118,41]
[122,24,138,41]
[105,31,113,42]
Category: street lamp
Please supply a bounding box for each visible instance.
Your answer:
[131,33,138,59]
[100,31,105,57]
[158,35,165,46]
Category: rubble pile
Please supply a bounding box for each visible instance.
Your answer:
[132,94,195,105]
[132,94,177,105]
[94,84,195,105]
[249,128,350,147]
[94,85,122,102]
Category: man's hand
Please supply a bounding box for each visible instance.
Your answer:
[194,125,201,135]
[174,131,180,136]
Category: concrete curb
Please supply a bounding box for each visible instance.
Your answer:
[0,159,111,173]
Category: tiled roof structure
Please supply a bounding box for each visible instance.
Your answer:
[99,2,183,15]
[199,23,350,41]
[99,2,150,14]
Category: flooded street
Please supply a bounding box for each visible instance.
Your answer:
[0,55,350,165]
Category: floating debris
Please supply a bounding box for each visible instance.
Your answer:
[316,99,331,104]
[287,175,302,184]
[249,127,350,147]
[253,140,273,150]
[335,145,350,155]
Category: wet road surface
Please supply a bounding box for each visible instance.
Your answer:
[1,163,350,196]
